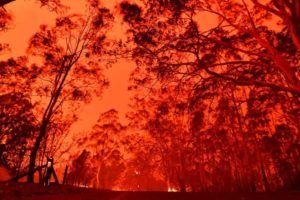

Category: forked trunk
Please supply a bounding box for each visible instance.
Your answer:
[27,124,47,183]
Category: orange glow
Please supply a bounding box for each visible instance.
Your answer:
[0,0,133,133]
[1,0,299,194]
[168,187,177,192]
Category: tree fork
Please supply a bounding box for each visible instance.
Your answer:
[27,123,48,183]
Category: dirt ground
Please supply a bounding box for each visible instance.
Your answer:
[1,183,300,200]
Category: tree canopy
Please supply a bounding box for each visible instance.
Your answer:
[0,0,299,192]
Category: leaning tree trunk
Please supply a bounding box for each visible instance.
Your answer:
[27,58,71,183]
[27,123,47,183]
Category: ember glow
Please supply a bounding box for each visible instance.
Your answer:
[168,187,177,192]
[0,0,300,197]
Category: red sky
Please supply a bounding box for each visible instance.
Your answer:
[0,0,134,135]
[0,0,219,135]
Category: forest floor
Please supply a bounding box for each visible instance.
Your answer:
[1,183,300,200]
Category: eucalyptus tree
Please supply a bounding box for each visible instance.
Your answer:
[120,0,300,94]
[26,4,113,182]
[120,0,300,191]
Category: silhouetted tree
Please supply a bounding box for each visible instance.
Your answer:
[26,6,113,182]
[120,0,300,94]
[120,0,300,191]
[0,93,36,178]
[68,149,93,186]
[75,109,126,189]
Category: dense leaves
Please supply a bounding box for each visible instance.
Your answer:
[120,0,300,192]
[121,0,300,94]
[1,0,300,192]
[69,110,125,189]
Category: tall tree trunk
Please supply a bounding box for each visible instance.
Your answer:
[178,175,186,192]
[27,123,47,183]
[96,166,101,188]
[231,89,250,191]
[27,59,72,183]
[260,161,271,191]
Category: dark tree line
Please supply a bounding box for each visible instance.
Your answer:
[119,0,300,192]
[1,0,113,182]
[0,0,299,192]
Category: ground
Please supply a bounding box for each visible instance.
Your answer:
[1,183,300,200]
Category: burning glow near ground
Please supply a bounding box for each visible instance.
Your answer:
[168,187,177,192]
[1,0,300,198]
